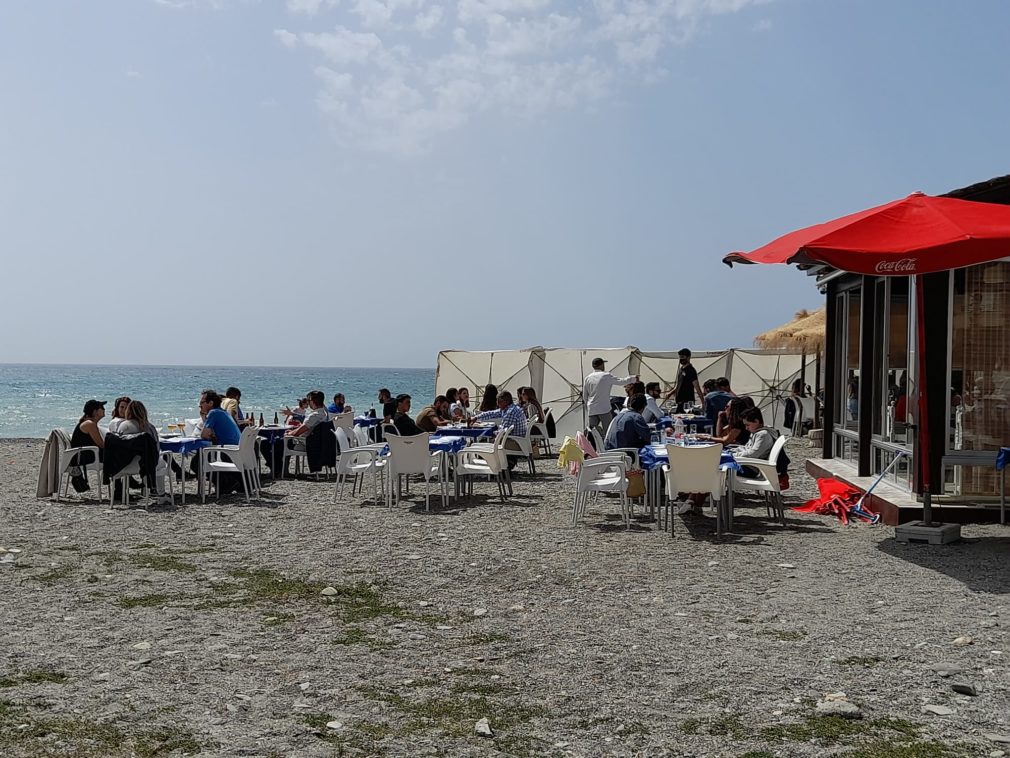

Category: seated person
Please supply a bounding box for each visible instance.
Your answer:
[107,396,131,435]
[699,396,754,447]
[68,399,107,491]
[201,390,242,446]
[392,394,424,436]
[221,386,253,429]
[378,388,396,422]
[473,390,528,470]
[416,395,452,432]
[285,390,331,449]
[621,382,647,411]
[732,406,788,489]
[327,393,352,415]
[117,400,172,504]
[450,387,473,421]
[643,383,665,424]
[605,394,651,451]
[520,386,545,423]
[704,377,735,423]
[282,398,308,425]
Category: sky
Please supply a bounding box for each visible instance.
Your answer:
[2,0,1009,368]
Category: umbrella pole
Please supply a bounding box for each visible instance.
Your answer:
[916,276,933,526]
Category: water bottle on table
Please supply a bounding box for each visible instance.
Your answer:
[674,417,685,445]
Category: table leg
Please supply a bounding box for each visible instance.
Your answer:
[1002,468,1006,526]
[180,453,187,506]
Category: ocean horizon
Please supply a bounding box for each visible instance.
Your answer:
[0,363,436,438]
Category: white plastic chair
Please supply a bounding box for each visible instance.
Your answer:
[799,396,818,432]
[108,456,143,507]
[731,433,789,526]
[280,432,307,478]
[333,427,386,503]
[466,426,513,496]
[56,445,102,502]
[661,443,726,536]
[572,456,629,528]
[200,426,260,503]
[504,429,537,474]
[332,411,354,438]
[529,407,553,456]
[587,427,605,455]
[353,425,371,447]
[384,433,445,511]
[456,430,513,503]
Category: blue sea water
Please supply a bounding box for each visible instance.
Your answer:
[0,364,435,438]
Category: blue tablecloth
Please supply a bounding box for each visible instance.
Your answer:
[159,437,211,456]
[257,426,289,444]
[998,447,1010,471]
[379,436,467,457]
[354,416,381,427]
[433,426,496,439]
[638,443,739,472]
[656,415,713,430]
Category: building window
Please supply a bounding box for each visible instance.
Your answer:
[946,262,1010,496]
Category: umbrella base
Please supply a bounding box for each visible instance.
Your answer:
[894,521,961,545]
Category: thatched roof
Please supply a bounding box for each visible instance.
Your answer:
[754,307,825,352]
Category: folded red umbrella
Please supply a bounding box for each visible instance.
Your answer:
[794,478,878,525]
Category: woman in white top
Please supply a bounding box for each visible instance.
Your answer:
[450,387,473,421]
[520,386,545,423]
[107,396,131,435]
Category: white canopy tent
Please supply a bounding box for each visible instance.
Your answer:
[435,347,816,439]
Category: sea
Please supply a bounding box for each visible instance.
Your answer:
[0,364,436,439]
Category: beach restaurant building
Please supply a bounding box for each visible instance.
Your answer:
[732,175,1010,512]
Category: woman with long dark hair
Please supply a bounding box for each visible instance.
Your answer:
[478,384,498,413]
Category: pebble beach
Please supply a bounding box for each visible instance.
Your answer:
[1,437,1008,757]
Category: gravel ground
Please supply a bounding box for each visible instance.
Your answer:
[1,437,1008,758]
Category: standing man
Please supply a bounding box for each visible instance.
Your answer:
[665,348,705,413]
[583,357,636,437]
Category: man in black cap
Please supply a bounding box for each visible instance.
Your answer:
[582,357,636,437]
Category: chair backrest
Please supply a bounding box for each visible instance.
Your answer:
[335,427,351,455]
[353,425,370,447]
[386,433,432,475]
[576,456,626,488]
[58,445,101,474]
[333,411,354,433]
[768,432,788,465]
[238,425,260,467]
[665,443,723,495]
[383,423,399,437]
[588,428,605,453]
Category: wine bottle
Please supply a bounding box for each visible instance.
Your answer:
[273,411,279,425]
[259,413,265,427]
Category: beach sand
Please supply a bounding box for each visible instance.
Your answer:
[1,437,1007,756]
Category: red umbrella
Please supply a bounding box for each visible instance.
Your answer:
[725,192,1010,523]
[725,192,1010,274]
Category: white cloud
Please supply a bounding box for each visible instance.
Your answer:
[274,29,300,47]
[287,0,338,14]
[753,18,772,32]
[280,0,773,153]
[126,68,143,79]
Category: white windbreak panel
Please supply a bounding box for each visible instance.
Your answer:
[637,351,730,395]
[730,350,815,429]
[435,348,543,403]
[538,347,636,442]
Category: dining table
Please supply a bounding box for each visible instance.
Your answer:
[158,435,211,505]
[432,423,497,440]
[637,441,741,525]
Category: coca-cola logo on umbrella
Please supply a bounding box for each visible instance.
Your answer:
[874,258,917,274]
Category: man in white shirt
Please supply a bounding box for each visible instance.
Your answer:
[583,357,636,436]
[643,382,665,424]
